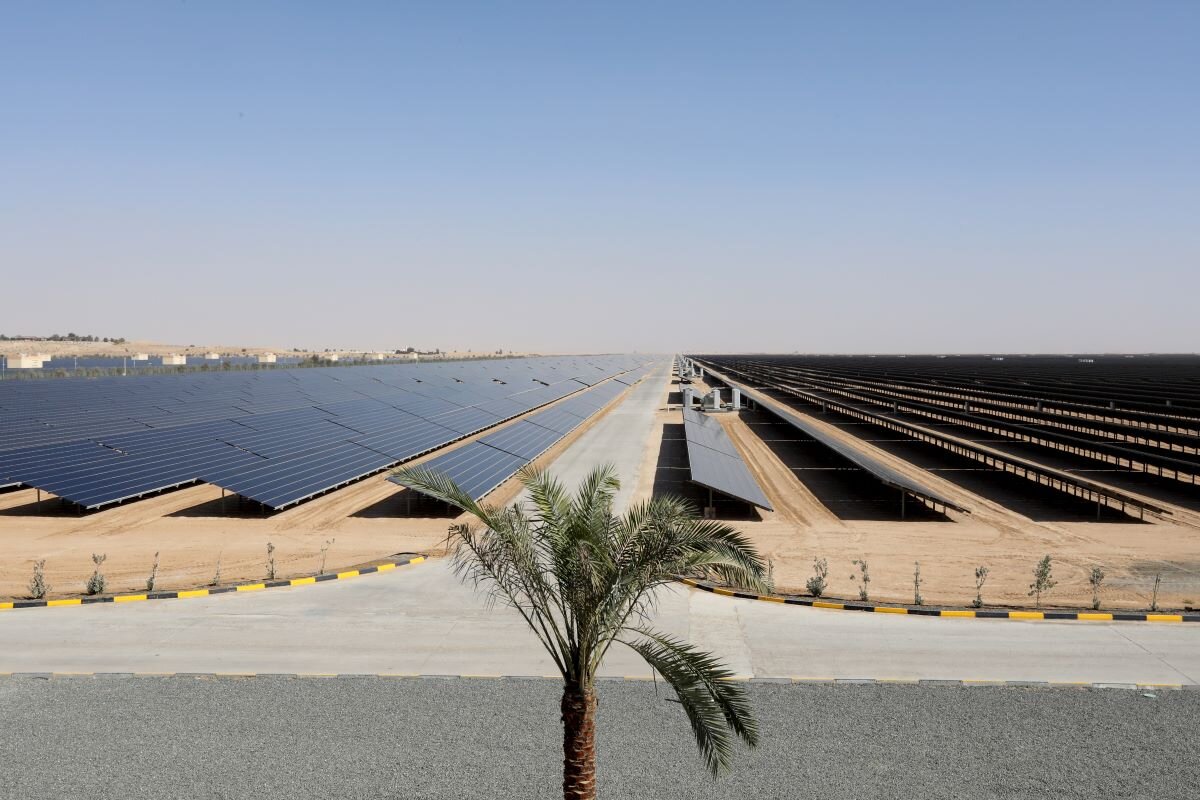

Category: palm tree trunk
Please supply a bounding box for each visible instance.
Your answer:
[561,680,597,800]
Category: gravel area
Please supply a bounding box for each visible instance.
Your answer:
[0,676,1196,799]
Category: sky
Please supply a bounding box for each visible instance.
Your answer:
[2,2,1197,354]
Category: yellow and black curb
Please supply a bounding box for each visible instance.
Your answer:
[0,673,1194,691]
[0,555,426,611]
[678,577,1200,623]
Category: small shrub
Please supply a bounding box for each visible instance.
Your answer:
[850,559,870,602]
[28,559,49,600]
[972,565,989,609]
[1028,554,1056,608]
[211,552,222,586]
[319,538,335,575]
[1150,573,1162,612]
[1088,566,1105,611]
[266,542,276,581]
[146,551,160,593]
[913,561,923,606]
[806,557,828,598]
[86,553,107,596]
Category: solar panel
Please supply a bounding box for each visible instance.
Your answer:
[478,420,563,460]
[681,409,773,510]
[430,406,506,435]
[392,442,527,501]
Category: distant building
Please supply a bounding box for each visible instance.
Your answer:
[7,353,45,369]
[257,352,277,364]
[162,354,186,366]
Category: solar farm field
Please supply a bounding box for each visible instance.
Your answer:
[0,355,658,600]
[662,355,1200,610]
[0,355,652,509]
[693,354,1200,520]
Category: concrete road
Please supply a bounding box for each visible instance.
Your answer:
[515,359,668,509]
[1,557,1197,683]
[2,675,1196,800]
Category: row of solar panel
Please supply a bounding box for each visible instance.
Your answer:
[392,378,631,501]
[0,356,647,453]
[681,408,773,510]
[0,356,642,467]
[0,359,655,509]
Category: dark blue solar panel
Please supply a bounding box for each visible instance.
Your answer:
[216,441,396,508]
[681,409,773,510]
[430,407,506,436]
[392,442,526,501]
[351,417,460,461]
[524,407,584,435]
[478,421,563,460]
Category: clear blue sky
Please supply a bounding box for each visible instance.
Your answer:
[3,2,1197,353]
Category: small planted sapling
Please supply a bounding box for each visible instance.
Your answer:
[1028,555,1056,608]
[1088,566,1105,611]
[806,557,828,598]
[87,553,107,596]
[850,559,870,602]
[29,559,49,600]
[972,565,989,609]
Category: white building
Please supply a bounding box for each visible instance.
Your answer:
[161,354,186,366]
[7,354,45,369]
[257,352,277,364]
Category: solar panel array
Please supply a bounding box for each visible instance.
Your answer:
[680,408,773,510]
[0,357,657,510]
[691,365,969,513]
[391,377,633,501]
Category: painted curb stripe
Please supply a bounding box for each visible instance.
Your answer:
[0,557,425,611]
[679,579,1199,623]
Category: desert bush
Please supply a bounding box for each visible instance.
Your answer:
[28,559,49,600]
[1028,555,1056,608]
[972,565,989,608]
[1150,573,1162,612]
[266,542,276,581]
[211,552,222,586]
[850,559,870,602]
[913,561,923,606]
[86,553,107,596]
[806,557,828,598]
[319,538,335,575]
[146,551,160,592]
[1088,566,1105,610]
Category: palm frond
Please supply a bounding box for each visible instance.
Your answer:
[620,628,759,775]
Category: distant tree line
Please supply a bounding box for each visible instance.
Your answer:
[0,333,126,344]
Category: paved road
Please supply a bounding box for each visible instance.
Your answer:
[1,557,1197,683]
[514,358,668,509]
[2,675,1195,799]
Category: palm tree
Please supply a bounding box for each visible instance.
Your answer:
[391,463,768,800]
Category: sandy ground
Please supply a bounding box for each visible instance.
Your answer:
[644,375,1200,612]
[0,380,631,601]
